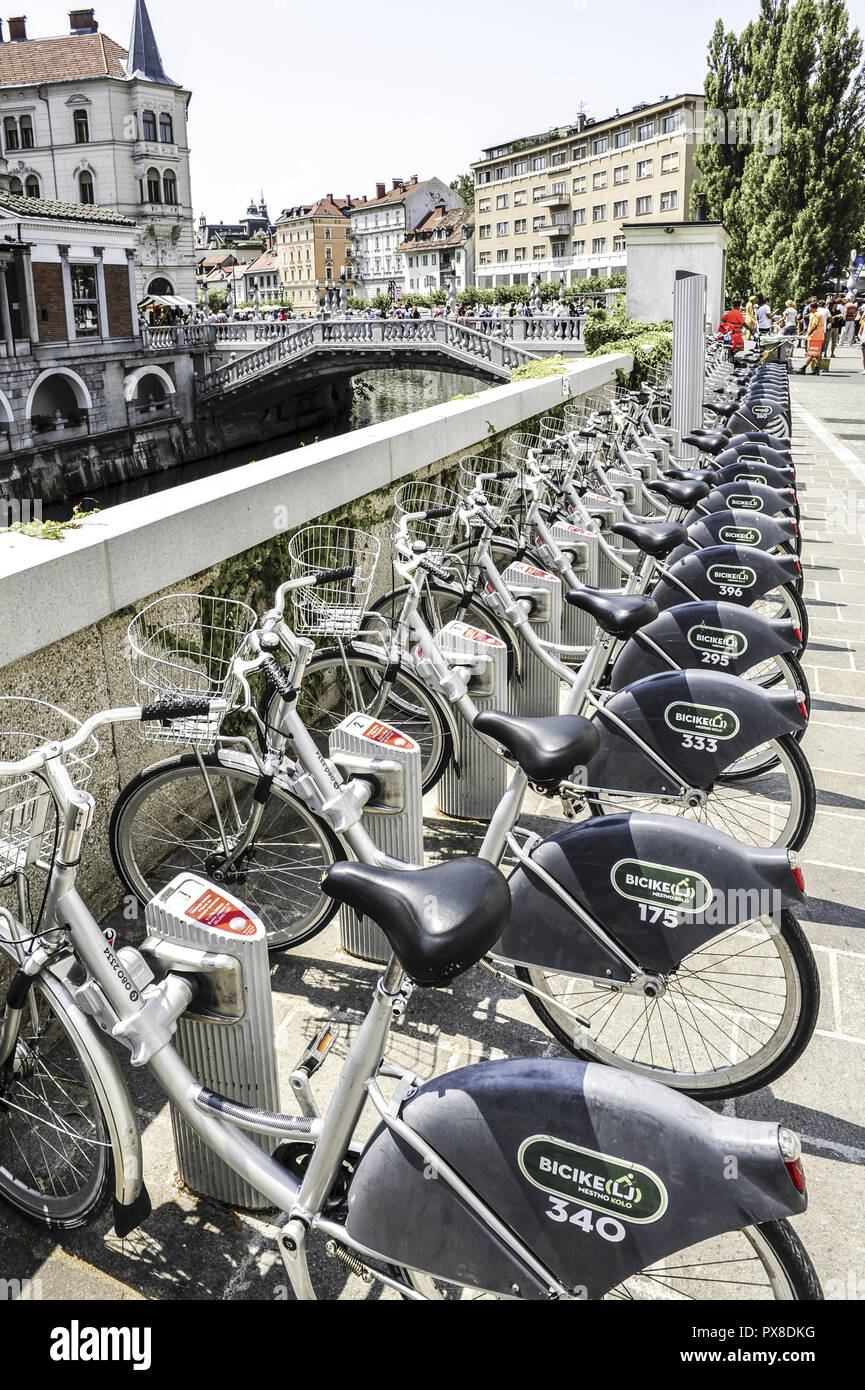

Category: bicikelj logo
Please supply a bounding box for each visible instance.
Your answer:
[519,1136,668,1224]
[728,494,764,511]
[718,525,761,546]
[611,857,712,913]
[733,471,768,485]
[687,624,748,657]
[665,701,741,740]
[706,563,758,588]
[751,404,772,418]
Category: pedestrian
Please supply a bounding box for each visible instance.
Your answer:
[859,309,865,374]
[840,295,859,346]
[799,301,824,374]
[744,296,757,340]
[756,297,773,336]
[826,299,844,358]
[781,300,798,336]
[718,300,746,358]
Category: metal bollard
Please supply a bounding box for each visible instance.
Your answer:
[672,270,708,462]
[640,435,670,471]
[502,561,563,718]
[436,621,509,821]
[550,522,600,652]
[329,714,423,963]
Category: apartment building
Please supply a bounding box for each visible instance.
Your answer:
[351,176,461,300]
[276,195,357,314]
[399,206,475,295]
[471,94,701,288]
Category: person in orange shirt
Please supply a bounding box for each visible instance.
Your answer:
[718,301,746,358]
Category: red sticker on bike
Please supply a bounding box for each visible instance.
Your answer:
[460,625,503,646]
[187,889,258,937]
[363,720,414,749]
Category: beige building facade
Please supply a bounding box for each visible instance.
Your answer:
[471,94,701,288]
[276,196,356,314]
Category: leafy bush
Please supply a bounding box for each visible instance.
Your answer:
[510,357,570,381]
[583,303,673,386]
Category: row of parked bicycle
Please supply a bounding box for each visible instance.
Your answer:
[0,336,824,1298]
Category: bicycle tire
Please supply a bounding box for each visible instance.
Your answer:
[110,753,343,952]
[723,652,811,778]
[0,945,114,1229]
[514,908,819,1100]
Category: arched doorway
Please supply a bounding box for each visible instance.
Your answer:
[26,369,91,437]
[123,365,177,421]
[147,277,175,297]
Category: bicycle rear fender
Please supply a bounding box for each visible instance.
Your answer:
[583,668,807,795]
[496,812,803,978]
[690,481,797,521]
[651,545,802,612]
[668,511,797,567]
[728,401,790,439]
[345,1058,806,1300]
[715,460,796,490]
[714,442,794,473]
[609,602,802,691]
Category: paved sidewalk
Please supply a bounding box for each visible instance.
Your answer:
[0,348,863,1302]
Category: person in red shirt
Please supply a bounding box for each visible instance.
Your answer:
[718,301,746,357]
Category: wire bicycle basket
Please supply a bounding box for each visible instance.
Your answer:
[128,593,258,746]
[288,525,380,638]
[459,454,524,529]
[0,698,98,874]
[393,480,461,562]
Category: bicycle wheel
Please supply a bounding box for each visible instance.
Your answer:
[400,1219,821,1299]
[750,581,809,648]
[515,909,819,1099]
[588,734,815,851]
[110,753,342,952]
[722,653,810,778]
[288,648,453,796]
[0,945,114,1229]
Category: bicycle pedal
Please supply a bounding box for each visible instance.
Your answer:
[294,1023,337,1080]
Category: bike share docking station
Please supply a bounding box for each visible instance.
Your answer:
[536,524,600,653]
[141,877,281,1209]
[501,562,563,718]
[433,620,510,822]
[329,715,424,963]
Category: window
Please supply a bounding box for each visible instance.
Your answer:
[9,177,22,195]
[572,207,586,225]
[163,172,178,205]
[514,246,526,260]
[592,171,607,190]
[496,221,509,236]
[532,215,546,231]
[551,180,567,197]
[532,186,547,201]
[591,136,608,155]
[613,234,626,252]
[478,197,491,212]
[592,237,606,254]
[514,217,527,233]
[479,224,491,239]
[571,143,586,160]
[636,159,653,179]
[25,175,40,197]
[573,176,586,193]
[79,171,94,203]
[662,113,681,134]
[661,152,680,174]
[572,239,585,256]
[637,120,655,141]
[325,227,331,238]
[660,189,678,211]
[159,112,174,143]
[74,108,90,143]
[613,164,630,185]
[70,263,99,337]
[513,159,527,176]
[476,169,491,184]
[496,193,509,209]
[20,115,34,150]
[613,199,628,219]
[3,117,19,151]
[592,204,607,222]
[531,155,547,171]
[495,164,509,180]
[513,189,527,206]
[479,251,491,265]
[551,150,568,166]
[614,129,631,149]
[496,249,509,263]
[636,194,653,215]
[146,167,162,202]
[533,245,545,258]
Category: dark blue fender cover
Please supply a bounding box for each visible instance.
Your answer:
[667,511,797,568]
[728,400,790,439]
[345,1059,806,1299]
[496,811,803,978]
[582,668,807,796]
[652,545,802,613]
[715,460,796,491]
[609,602,802,691]
[689,481,797,521]
[714,441,794,472]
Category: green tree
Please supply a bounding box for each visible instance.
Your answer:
[450,172,475,206]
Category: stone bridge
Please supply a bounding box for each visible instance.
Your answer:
[143,318,542,402]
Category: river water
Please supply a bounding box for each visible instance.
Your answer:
[48,367,485,521]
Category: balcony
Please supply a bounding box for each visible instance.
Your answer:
[132,140,180,165]
[537,218,571,237]
[538,191,570,209]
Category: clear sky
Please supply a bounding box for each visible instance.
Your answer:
[10,0,865,219]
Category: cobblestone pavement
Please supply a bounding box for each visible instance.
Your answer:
[0,347,863,1302]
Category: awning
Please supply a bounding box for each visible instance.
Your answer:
[138,295,195,310]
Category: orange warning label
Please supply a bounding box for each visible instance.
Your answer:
[363,720,413,749]
[187,889,258,937]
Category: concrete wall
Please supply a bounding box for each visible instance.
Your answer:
[624,222,730,330]
[0,353,629,917]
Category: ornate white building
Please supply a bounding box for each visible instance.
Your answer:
[0,4,195,301]
[350,177,462,300]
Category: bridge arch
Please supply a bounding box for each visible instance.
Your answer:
[25,369,92,421]
[123,365,176,403]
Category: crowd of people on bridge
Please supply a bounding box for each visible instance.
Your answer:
[718,291,865,375]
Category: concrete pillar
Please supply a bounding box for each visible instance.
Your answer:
[0,268,14,355]
[93,247,110,341]
[58,246,76,343]
[18,246,39,345]
[127,250,142,340]
[671,270,707,463]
